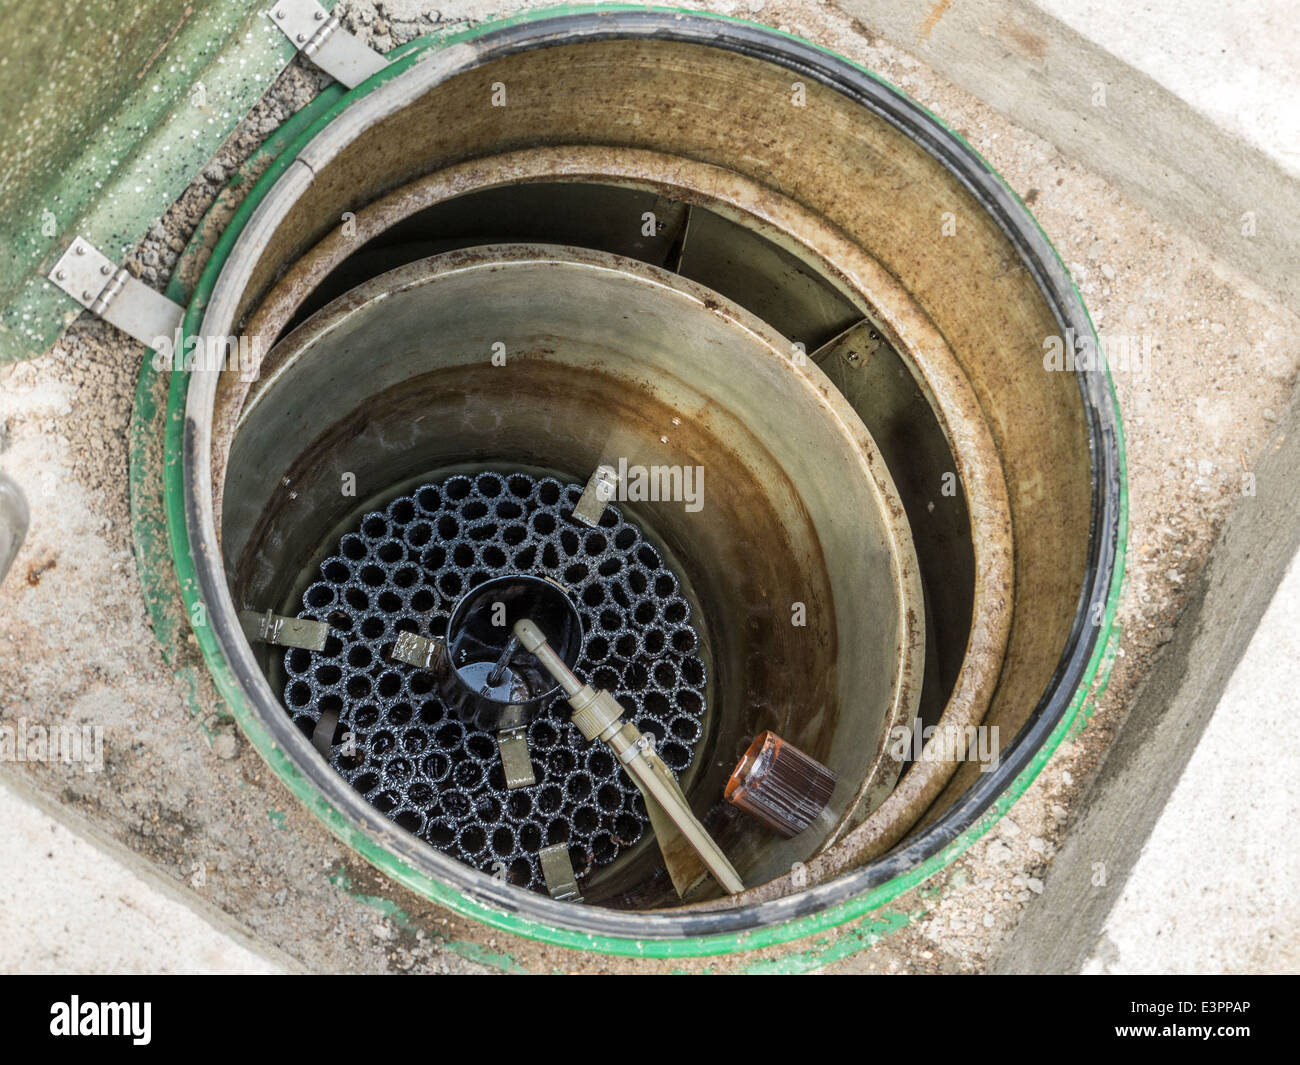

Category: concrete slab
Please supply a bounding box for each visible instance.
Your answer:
[997,377,1300,975]
[1034,0,1300,173]
[1084,550,1300,974]
[0,774,287,974]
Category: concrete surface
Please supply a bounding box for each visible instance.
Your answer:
[1087,551,1300,974]
[997,379,1300,975]
[834,0,1300,308]
[1034,0,1300,172]
[0,0,1297,973]
[0,774,287,973]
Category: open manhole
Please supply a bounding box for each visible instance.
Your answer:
[171,10,1123,953]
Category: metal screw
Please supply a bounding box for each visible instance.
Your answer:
[55,269,65,280]
[99,264,111,275]
[74,244,85,256]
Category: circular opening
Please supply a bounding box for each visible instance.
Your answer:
[179,11,1121,954]
[445,574,583,711]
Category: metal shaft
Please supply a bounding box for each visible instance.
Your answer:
[514,620,584,696]
[514,619,744,894]
[485,634,521,688]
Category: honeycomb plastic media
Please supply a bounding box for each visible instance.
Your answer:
[281,471,708,893]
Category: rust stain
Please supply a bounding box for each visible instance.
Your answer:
[25,557,56,586]
[919,0,955,40]
[1000,19,1049,61]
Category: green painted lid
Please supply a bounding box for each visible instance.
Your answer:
[0,0,302,363]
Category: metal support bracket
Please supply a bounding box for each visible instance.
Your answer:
[808,318,892,370]
[538,843,584,903]
[390,631,445,671]
[239,609,330,652]
[46,237,184,349]
[573,464,619,528]
[497,728,536,790]
[269,0,388,89]
[311,708,339,758]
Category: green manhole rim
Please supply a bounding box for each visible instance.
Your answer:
[130,4,1128,961]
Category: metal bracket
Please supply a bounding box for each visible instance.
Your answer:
[538,843,584,903]
[269,0,388,89]
[573,464,619,528]
[46,237,184,348]
[497,728,536,790]
[808,318,892,371]
[617,730,655,766]
[647,196,691,271]
[311,707,339,758]
[390,631,445,671]
[239,609,330,652]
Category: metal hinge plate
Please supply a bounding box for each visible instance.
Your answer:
[46,237,184,349]
[269,0,388,89]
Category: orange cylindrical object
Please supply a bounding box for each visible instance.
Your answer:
[725,730,837,838]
